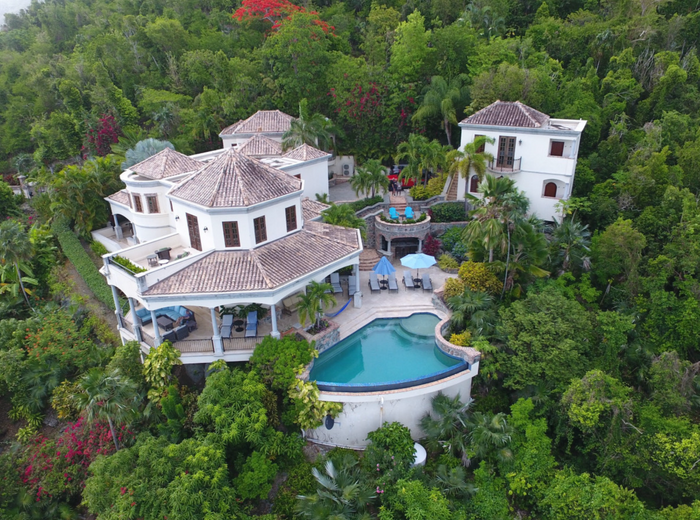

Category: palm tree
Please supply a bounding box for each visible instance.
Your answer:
[395,133,429,186]
[73,368,140,451]
[321,204,367,233]
[419,392,473,466]
[358,159,389,198]
[467,412,513,464]
[282,99,332,151]
[349,168,372,199]
[450,135,495,182]
[447,289,493,334]
[0,220,34,309]
[499,218,550,296]
[412,75,469,146]
[463,175,528,263]
[550,218,592,275]
[297,281,337,330]
[296,456,375,519]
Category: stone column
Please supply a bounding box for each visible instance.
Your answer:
[211,308,223,355]
[111,285,122,328]
[387,238,392,256]
[418,238,423,253]
[150,310,162,346]
[128,298,143,342]
[270,304,280,339]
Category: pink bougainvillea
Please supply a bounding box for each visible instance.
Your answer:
[20,418,134,501]
[86,114,120,157]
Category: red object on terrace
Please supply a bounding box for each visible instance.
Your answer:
[388,174,415,188]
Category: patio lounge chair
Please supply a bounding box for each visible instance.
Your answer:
[220,324,231,338]
[348,276,357,296]
[330,273,343,294]
[388,273,399,292]
[403,270,415,290]
[405,207,415,219]
[245,311,258,338]
[368,272,381,293]
[389,207,400,220]
[422,274,433,292]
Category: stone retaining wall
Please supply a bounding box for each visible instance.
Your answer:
[296,319,340,355]
[434,317,481,365]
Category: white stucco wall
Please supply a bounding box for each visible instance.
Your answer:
[307,368,477,449]
[169,193,304,251]
[457,119,585,221]
[282,158,329,199]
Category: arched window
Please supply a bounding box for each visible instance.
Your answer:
[544,182,558,198]
[470,175,479,193]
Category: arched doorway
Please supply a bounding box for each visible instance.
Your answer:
[470,175,479,193]
[112,214,136,243]
[543,182,558,198]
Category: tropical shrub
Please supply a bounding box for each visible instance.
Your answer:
[53,219,119,310]
[89,240,108,257]
[364,422,416,475]
[381,478,459,520]
[443,277,465,299]
[143,341,182,400]
[157,385,186,443]
[234,451,279,501]
[458,261,503,295]
[51,380,81,420]
[440,226,466,252]
[83,434,239,520]
[423,235,441,257]
[250,335,316,392]
[273,460,316,519]
[349,195,384,211]
[430,202,467,223]
[449,331,472,347]
[288,380,343,430]
[111,255,147,274]
[438,253,459,271]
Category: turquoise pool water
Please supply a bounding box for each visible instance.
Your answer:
[310,314,464,388]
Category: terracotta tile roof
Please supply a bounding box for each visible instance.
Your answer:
[128,147,204,180]
[107,189,131,206]
[283,143,330,161]
[144,222,360,295]
[237,134,283,157]
[168,148,302,208]
[461,100,550,128]
[220,110,295,136]
[301,197,330,221]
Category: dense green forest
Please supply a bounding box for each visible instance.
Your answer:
[2,0,700,518]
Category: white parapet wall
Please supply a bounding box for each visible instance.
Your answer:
[307,369,477,449]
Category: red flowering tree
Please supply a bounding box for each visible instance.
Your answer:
[233,0,333,34]
[423,235,442,257]
[20,418,135,503]
[86,114,120,157]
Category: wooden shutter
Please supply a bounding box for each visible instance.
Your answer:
[544,182,558,198]
[133,194,143,213]
[550,141,564,157]
[146,195,159,214]
[186,213,202,251]
[285,206,297,232]
[254,216,267,244]
[223,221,240,247]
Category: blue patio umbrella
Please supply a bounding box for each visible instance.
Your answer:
[400,253,436,278]
[372,256,396,279]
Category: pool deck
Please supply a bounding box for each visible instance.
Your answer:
[331,261,451,340]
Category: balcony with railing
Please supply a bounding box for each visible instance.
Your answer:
[488,157,521,173]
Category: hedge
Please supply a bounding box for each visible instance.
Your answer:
[349,195,383,212]
[430,202,468,223]
[53,218,122,311]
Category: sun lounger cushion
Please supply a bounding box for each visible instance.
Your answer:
[403,271,415,289]
[422,274,433,291]
[348,276,357,296]
[388,274,399,292]
[368,273,381,292]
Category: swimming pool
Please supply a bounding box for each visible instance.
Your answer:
[310,314,468,392]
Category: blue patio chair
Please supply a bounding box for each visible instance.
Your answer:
[405,206,415,219]
[245,311,258,338]
[389,207,399,220]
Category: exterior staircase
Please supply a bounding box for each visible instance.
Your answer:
[359,249,382,271]
[389,194,408,214]
[445,174,459,201]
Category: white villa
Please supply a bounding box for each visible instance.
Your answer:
[96,111,362,364]
[456,100,587,221]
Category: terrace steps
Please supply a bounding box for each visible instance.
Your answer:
[446,174,459,201]
[359,249,382,271]
[389,194,408,215]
